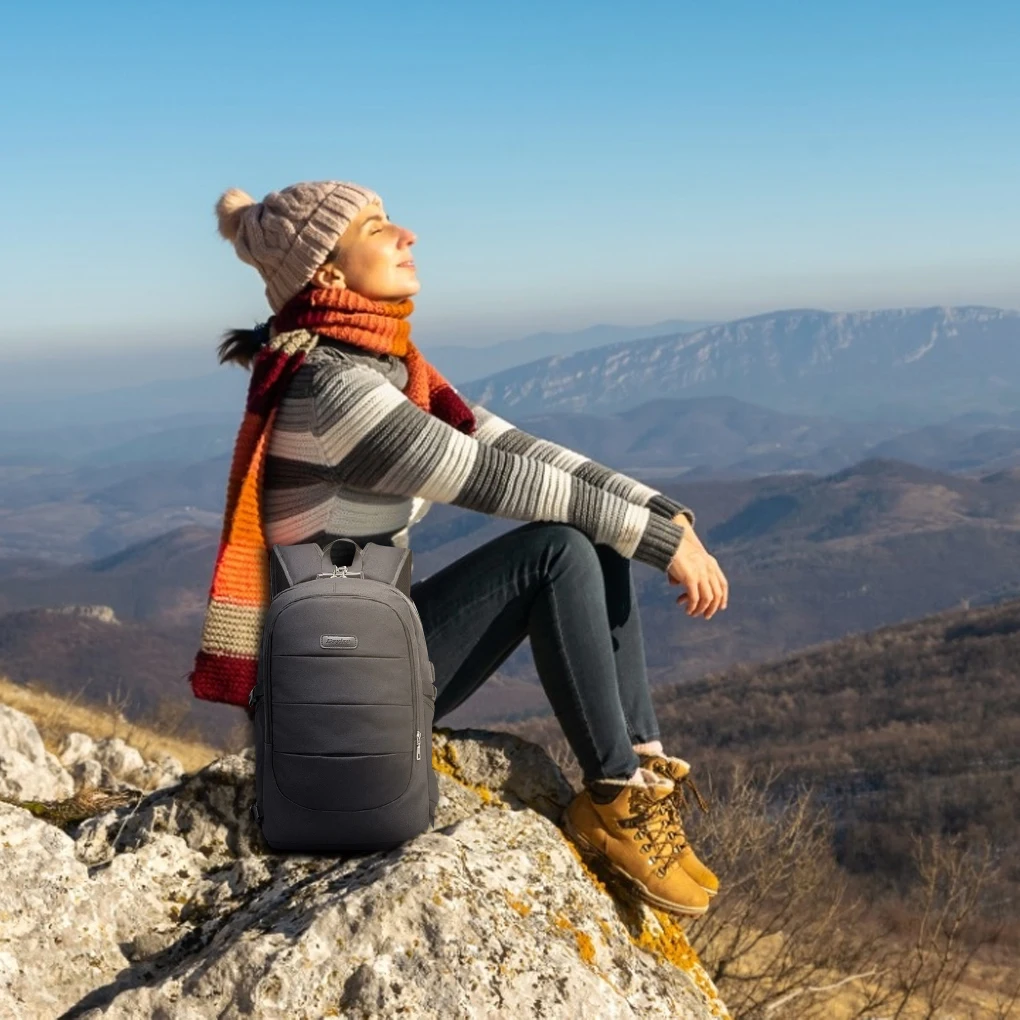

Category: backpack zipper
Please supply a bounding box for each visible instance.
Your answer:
[316,564,362,580]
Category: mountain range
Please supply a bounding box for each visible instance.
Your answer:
[422,318,714,383]
[459,305,1020,425]
[2,303,1020,745]
[4,306,1017,436]
[4,457,1020,745]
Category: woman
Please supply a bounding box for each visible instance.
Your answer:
[191,180,730,917]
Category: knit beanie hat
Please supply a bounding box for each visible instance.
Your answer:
[215,181,383,313]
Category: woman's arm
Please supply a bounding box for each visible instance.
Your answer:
[457,393,696,527]
[309,358,689,572]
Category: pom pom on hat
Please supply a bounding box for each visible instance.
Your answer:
[215,187,256,243]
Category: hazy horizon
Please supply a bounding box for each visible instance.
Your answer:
[5,294,1020,364]
[1,302,1016,400]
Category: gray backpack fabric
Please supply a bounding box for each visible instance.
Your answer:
[247,537,438,852]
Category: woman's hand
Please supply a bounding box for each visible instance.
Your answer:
[666,513,729,619]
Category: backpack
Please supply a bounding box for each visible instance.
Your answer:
[247,537,438,852]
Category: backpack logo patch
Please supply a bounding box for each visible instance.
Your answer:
[320,634,359,648]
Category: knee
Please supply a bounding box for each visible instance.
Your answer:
[543,523,602,574]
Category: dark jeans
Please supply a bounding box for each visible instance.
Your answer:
[409,520,660,785]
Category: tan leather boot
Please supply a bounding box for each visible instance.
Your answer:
[561,767,711,916]
[638,754,719,896]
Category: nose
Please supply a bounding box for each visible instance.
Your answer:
[399,226,416,247]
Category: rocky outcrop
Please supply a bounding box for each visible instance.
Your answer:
[0,704,183,802]
[0,704,729,1019]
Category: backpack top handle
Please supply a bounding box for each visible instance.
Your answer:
[318,537,365,577]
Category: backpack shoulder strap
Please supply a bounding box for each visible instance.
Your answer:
[268,543,322,597]
[360,543,412,597]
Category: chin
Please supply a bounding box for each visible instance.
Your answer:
[394,276,421,299]
[362,274,420,302]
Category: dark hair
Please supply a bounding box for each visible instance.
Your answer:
[217,320,272,370]
[216,243,345,369]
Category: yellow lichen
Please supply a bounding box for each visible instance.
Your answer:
[431,737,506,808]
[574,928,596,965]
[633,910,699,970]
[550,913,597,967]
[561,835,613,900]
[504,891,532,917]
[556,829,730,1016]
[635,911,729,1017]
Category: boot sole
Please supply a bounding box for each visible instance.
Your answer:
[562,813,709,917]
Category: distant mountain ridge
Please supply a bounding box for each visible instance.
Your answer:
[459,306,1020,425]
[422,318,714,384]
[5,306,1016,434]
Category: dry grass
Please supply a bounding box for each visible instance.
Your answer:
[0,673,221,774]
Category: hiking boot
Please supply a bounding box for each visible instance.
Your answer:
[561,767,711,916]
[637,753,719,896]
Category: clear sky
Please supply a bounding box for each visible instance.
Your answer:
[1,0,1017,357]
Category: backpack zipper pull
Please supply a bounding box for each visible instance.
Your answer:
[316,564,362,579]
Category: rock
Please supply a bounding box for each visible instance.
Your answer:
[431,724,576,822]
[0,712,730,1019]
[151,750,185,779]
[0,704,74,800]
[92,736,147,781]
[131,750,185,791]
[0,802,127,1016]
[57,730,184,794]
[68,758,104,789]
[57,730,96,767]
[45,604,120,624]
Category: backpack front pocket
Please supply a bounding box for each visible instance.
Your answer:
[267,594,417,812]
[272,748,412,812]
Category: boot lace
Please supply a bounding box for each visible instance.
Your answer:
[648,758,710,820]
[618,787,689,878]
[673,771,710,816]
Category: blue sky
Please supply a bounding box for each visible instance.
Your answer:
[1,0,1017,357]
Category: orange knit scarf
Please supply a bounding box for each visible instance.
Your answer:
[188,285,475,708]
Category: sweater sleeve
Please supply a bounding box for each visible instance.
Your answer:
[452,389,696,527]
[311,357,689,572]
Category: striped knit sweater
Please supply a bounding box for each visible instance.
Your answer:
[262,337,696,572]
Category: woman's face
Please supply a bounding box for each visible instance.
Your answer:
[311,201,419,301]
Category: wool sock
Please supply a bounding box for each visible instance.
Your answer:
[632,739,664,757]
[588,765,645,803]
